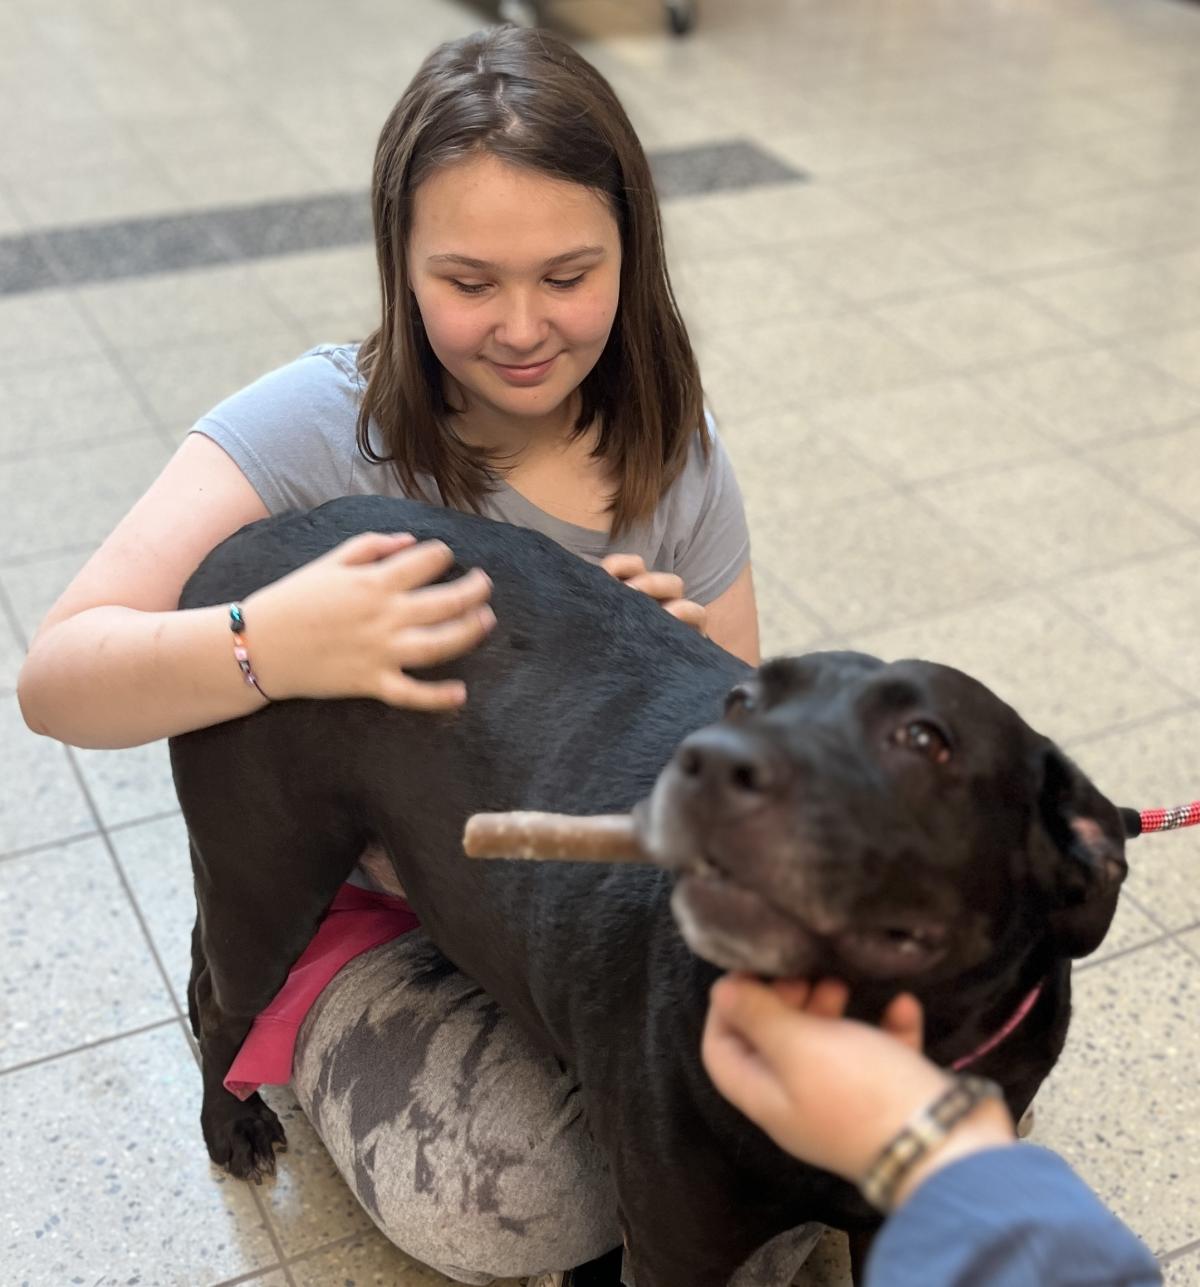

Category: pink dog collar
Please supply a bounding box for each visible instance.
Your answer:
[951,982,1044,1072]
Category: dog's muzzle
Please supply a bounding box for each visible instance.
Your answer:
[637,727,952,980]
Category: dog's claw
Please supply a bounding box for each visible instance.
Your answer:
[205,1093,288,1182]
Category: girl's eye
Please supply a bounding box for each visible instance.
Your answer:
[451,280,489,295]
[890,720,952,764]
[546,274,585,290]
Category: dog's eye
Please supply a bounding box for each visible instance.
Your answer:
[724,685,757,716]
[891,720,952,764]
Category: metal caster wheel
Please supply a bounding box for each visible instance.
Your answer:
[665,0,694,35]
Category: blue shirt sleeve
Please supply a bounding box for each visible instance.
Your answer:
[866,1146,1161,1287]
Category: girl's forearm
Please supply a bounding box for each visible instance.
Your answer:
[18,604,268,749]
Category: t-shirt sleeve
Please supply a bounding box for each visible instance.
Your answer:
[189,347,361,514]
[670,413,752,605]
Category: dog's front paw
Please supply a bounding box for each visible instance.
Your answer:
[203,1093,287,1183]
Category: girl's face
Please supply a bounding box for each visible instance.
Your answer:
[407,153,623,439]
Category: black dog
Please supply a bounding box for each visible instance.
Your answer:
[170,496,1127,1287]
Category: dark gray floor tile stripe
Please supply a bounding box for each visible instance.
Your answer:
[0,235,59,293]
[42,210,240,285]
[216,190,375,260]
[651,138,806,197]
[0,141,805,297]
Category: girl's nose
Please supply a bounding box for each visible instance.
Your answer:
[493,290,550,355]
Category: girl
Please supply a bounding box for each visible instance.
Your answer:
[19,25,767,1286]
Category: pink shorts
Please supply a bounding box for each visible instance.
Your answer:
[223,883,421,1101]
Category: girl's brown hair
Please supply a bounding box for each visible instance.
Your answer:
[356,25,706,537]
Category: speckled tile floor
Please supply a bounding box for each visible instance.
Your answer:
[2,0,1199,1282]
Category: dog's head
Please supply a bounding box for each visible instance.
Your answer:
[635,651,1127,984]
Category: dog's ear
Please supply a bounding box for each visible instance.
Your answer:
[1031,743,1128,958]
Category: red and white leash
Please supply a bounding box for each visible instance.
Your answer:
[1121,801,1200,837]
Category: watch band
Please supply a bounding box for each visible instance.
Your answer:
[860,1074,1004,1212]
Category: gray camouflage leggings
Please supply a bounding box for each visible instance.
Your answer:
[291,929,821,1285]
[292,929,620,1283]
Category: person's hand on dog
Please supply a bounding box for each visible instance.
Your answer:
[702,976,1015,1208]
[244,532,495,710]
[601,553,707,634]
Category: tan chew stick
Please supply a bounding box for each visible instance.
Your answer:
[463,811,645,863]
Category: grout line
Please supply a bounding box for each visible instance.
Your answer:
[1043,590,1200,711]
[1118,887,1174,938]
[1173,929,1200,967]
[1040,537,1200,590]
[1064,695,1200,751]
[1073,929,1176,974]
[1160,1233,1200,1265]
[816,151,1200,373]
[0,571,29,644]
[1069,408,1200,454]
[899,443,1077,494]
[0,827,103,862]
[1075,431,1200,544]
[245,1173,296,1287]
[0,575,28,677]
[747,509,1197,649]
[106,805,184,833]
[860,446,1183,615]
[0,805,178,868]
[203,1259,294,1287]
[0,1015,180,1078]
[0,532,107,574]
[60,744,189,1019]
[0,424,165,468]
[41,274,187,448]
[0,536,104,573]
[278,1228,376,1272]
[753,562,839,639]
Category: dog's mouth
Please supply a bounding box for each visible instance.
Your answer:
[833,921,949,977]
[673,852,949,980]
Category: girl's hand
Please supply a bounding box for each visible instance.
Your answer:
[243,532,495,710]
[601,553,707,634]
[702,976,1010,1190]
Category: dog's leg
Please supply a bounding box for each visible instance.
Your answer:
[187,819,363,1183]
[847,1230,874,1286]
[186,908,208,1040]
[563,1246,624,1285]
[619,1177,787,1287]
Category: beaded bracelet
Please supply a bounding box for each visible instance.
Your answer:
[860,1074,1003,1212]
[229,603,271,702]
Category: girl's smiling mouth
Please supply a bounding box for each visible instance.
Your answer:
[488,354,560,385]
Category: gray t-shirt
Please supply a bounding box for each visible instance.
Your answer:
[192,344,750,604]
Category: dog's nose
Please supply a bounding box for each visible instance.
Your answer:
[675,727,777,812]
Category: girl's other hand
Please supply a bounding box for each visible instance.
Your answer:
[601,552,707,635]
[245,532,495,710]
